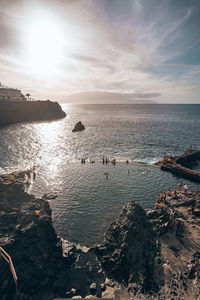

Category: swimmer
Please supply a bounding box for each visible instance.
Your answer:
[104,172,109,179]
[126,170,131,174]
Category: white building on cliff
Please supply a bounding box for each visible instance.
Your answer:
[0,82,26,101]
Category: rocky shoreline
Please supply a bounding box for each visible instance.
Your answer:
[96,190,200,299]
[0,171,200,299]
[0,100,66,125]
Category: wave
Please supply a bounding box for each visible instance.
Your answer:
[134,158,161,165]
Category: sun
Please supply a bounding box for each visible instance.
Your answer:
[27,20,65,78]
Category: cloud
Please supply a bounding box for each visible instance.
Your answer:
[0,0,199,102]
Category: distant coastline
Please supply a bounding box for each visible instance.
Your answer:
[60,91,158,104]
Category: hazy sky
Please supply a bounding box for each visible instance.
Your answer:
[0,0,200,103]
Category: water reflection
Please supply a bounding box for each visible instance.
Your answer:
[1,104,200,246]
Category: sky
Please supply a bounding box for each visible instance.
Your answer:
[0,0,200,103]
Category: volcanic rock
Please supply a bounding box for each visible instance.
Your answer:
[72,121,85,132]
[0,171,74,300]
[95,201,158,291]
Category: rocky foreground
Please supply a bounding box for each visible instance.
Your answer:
[95,190,200,299]
[0,171,200,299]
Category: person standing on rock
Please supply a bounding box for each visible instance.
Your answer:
[154,255,164,285]
[178,182,183,191]
[157,194,161,203]
[163,192,167,202]
[183,184,188,193]
[187,259,196,279]
[169,209,174,224]
[162,261,173,282]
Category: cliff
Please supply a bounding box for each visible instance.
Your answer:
[0,171,74,300]
[0,100,66,125]
[0,171,106,300]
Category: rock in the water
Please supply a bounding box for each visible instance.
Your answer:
[72,121,85,132]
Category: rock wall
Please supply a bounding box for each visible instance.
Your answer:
[0,100,66,125]
[0,171,70,300]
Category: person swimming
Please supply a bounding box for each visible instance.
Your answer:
[104,172,109,179]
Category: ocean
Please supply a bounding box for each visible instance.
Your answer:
[0,104,200,246]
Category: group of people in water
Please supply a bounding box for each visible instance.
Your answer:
[80,157,152,180]
[81,157,130,165]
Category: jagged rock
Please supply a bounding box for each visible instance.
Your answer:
[95,201,158,291]
[72,121,85,132]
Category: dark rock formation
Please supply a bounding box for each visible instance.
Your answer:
[72,121,85,132]
[0,171,106,300]
[0,100,66,125]
[95,201,158,291]
[0,171,71,300]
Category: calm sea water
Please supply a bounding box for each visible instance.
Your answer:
[0,104,200,246]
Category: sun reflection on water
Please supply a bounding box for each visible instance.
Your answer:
[34,120,67,180]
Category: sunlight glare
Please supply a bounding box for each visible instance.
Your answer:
[28,20,65,78]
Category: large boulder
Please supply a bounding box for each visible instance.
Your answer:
[72,121,85,132]
[95,201,158,291]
